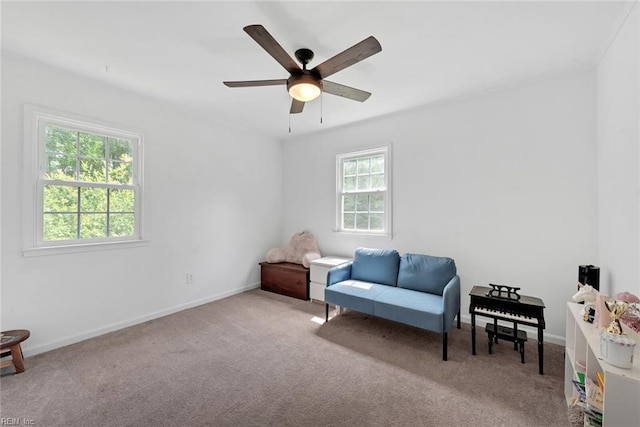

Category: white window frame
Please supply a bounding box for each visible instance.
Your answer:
[335,145,392,236]
[22,105,147,256]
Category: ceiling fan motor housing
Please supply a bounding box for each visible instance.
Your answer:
[287,72,322,90]
[287,72,323,101]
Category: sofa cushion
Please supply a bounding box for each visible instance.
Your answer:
[351,247,400,287]
[397,253,456,296]
[373,287,445,332]
[325,280,389,315]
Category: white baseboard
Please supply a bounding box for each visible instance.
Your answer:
[24,282,260,357]
[457,314,566,346]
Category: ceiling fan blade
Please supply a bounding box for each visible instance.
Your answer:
[322,80,371,102]
[311,36,381,79]
[244,25,301,74]
[223,79,287,88]
[290,98,305,114]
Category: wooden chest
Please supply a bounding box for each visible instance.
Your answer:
[259,262,309,300]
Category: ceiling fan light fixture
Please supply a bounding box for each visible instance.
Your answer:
[287,74,322,102]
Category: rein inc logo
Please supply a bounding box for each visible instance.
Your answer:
[0,419,34,425]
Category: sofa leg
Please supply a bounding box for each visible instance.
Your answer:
[442,332,448,361]
[457,308,461,329]
[325,303,329,322]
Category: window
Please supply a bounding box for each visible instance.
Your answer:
[23,106,144,254]
[336,146,391,235]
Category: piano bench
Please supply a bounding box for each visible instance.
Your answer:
[485,323,527,363]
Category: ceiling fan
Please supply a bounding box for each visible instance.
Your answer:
[223,25,382,114]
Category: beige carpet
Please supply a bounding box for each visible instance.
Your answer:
[1,289,572,426]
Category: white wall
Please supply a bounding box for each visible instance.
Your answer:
[1,53,284,355]
[282,71,599,341]
[597,3,640,298]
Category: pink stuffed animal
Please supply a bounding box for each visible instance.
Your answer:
[616,291,640,334]
[615,291,640,304]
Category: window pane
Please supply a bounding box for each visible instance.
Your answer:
[357,158,370,174]
[80,213,107,238]
[355,194,369,211]
[355,213,369,230]
[80,159,107,182]
[343,213,355,229]
[110,189,135,212]
[343,194,356,212]
[337,148,389,234]
[46,154,76,179]
[79,132,105,158]
[371,173,384,189]
[357,174,370,190]
[370,213,384,230]
[44,185,77,213]
[43,213,77,241]
[110,213,135,236]
[344,160,357,176]
[370,155,384,173]
[46,126,76,154]
[109,161,132,184]
[36,116,142,247]
[370,193,384,211]
[344,176,357,192]
[80,187,107,212]
[109,138,133,161]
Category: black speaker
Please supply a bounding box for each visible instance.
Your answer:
[578,265,599,291]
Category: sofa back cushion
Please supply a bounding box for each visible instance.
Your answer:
[397,253,457,295]
[351,247,400,287]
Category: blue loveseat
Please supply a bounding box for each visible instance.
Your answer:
[324,247,461,360]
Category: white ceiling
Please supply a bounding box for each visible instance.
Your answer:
[1,1,627,139]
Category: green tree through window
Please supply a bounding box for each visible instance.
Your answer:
[42,125,137,241]
[336,146,391,234]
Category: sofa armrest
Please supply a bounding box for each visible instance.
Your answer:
[442,275,461,332]
[327,261,353,286]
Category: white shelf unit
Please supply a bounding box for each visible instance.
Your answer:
[564,302,640,427]
[309,256,351,302]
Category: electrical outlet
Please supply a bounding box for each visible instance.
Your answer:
[186,272,194,284]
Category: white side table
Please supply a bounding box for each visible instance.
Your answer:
[309,256,351,302]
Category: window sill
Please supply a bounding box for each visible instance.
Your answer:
[333,230,393,239]
[22,239,150,257]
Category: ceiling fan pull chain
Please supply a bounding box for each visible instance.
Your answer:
[289,112,292,133]
[320,91,323,124]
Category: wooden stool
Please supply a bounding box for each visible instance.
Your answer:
[1,330,30,374]
[485,323,527,363]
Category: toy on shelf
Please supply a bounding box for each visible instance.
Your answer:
[616,291,640,334]
[572,283,598,323]
[604,299,629,335]
[600,300,636,370]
